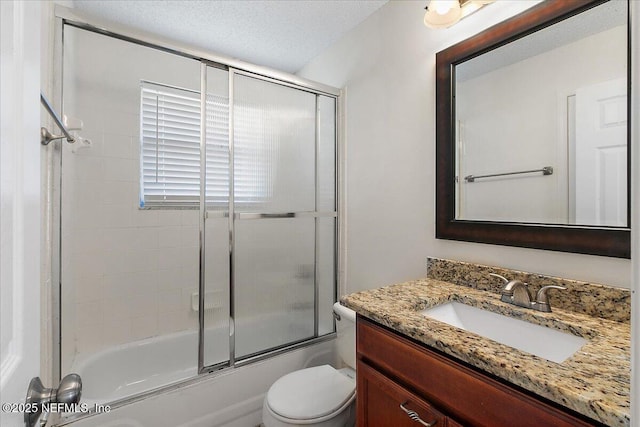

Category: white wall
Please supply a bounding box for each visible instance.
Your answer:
[298,0,632,291]
[0,2,42,425]
[630,1,639,424]
[457,26,626,224]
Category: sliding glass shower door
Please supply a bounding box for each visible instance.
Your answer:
[203,70,337,366]
[232,74,317,359]
[59,25,338,398]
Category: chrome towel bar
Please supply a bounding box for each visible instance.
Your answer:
[464,166,553,183]
[40,92,75,145]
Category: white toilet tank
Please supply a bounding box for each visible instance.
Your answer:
[332,302,356,369]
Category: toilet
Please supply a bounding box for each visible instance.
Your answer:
[262,302,357,427]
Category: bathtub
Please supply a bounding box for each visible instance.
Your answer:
[72,328,215,405]
[63,316,334,426]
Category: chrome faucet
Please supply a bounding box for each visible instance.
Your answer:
[489,273,565,313]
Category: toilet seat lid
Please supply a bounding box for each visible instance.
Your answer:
[267,365,355,420]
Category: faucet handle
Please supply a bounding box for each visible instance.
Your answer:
[535,285,566,312]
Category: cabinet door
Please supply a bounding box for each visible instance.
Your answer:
[357,360,448,427]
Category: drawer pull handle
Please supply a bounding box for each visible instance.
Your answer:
[400,402,437,426]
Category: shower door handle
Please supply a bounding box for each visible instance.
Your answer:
[25,373,82,427]
[235,212,337,220]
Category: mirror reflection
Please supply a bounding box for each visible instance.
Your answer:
[454,1,627,227]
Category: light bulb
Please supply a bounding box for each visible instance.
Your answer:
[432,0,457,15]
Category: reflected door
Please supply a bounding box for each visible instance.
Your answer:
[574,78,627,227]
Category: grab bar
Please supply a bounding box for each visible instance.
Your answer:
[40,92,75,145]
[464,166,553,183]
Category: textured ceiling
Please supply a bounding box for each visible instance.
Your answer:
[71,0,388,73]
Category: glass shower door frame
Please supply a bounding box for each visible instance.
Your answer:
[51,9,341,414]
[198,67,339,373]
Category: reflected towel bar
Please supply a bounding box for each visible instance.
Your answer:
[40,92,76,145]
[464,166,553,183]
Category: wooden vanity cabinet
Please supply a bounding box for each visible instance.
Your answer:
[358,361,450,427]
[356,316,601,427]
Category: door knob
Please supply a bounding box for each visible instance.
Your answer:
[25,373,82,427]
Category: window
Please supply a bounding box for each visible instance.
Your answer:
[140,81,275,209]
[140,82,204,208]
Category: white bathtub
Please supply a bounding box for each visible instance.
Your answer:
[72,312,315,405]
[64,317,333,427]
[72,329,215,405]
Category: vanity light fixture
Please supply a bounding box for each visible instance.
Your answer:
[424,0,494,29]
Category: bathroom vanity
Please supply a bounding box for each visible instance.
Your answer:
[343,259,630,427]
[357,318,597,426]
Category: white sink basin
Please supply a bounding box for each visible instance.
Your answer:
[420,302,586,363]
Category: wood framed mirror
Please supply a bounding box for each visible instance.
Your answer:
[435,0,630,258]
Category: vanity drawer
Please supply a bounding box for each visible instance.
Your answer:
[357,360,450,427]
[357,317,599,427]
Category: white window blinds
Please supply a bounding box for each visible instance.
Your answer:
[140,82,232,208]
[141,82,202,208]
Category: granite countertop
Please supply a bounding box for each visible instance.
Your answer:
[342,278,630,427]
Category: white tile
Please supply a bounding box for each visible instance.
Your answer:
[130,138,142,161]
[102,317,132,346]
[103,227,158,253]
[102,180,138,206]
[131,315,158,341]
[68,203,106,231]
[158,289,182,313]
[103,272,135,296]
[102,227,128,252]
[180,247,200,271]
[128,270,158,295]
[136,227,159,250]
[128,292,158,318]
[103,203,133,228]
[104,295,133,320]
[73,156,104,182]
[157,211,182,226]
[75,324,106,356]
[158,226,183,248]
[157,268,184,291]
[181,210,199,225]
[157,311,185,335]
[131,208,159,227]
[180,226,199,247]
[128,249,158,272]
[180,266,199,288]
[102,133,134,159]
[69,250,106,281]
[156,247,185,270]
[103,157,137,182]
[71,179,103,207]
[75,275,104,303]
[103,108,139,136]
[69,227,105,254]
[104,249,136,275]
[76,301,104,330]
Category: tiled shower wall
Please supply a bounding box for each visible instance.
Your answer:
[60,26,336,370]
[61,27,206,369]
